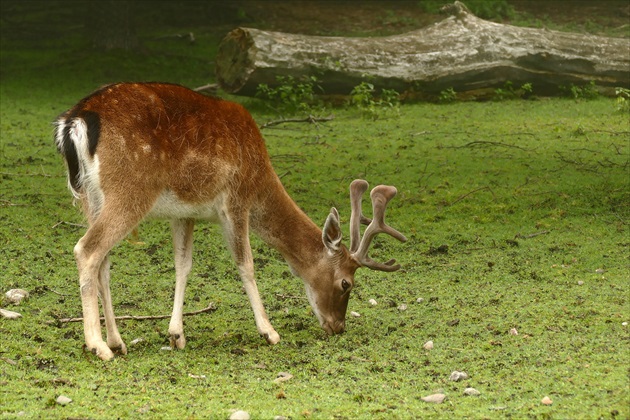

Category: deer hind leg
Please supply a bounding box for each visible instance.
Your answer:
[76,208,144,361]
[168,218,195,349]
[219,208,280,345]
[97,254,126,355]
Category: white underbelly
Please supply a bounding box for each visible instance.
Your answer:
[147,190,222,221]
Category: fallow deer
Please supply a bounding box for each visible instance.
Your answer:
[54,82,406,361]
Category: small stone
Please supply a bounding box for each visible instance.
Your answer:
[230,410,250,420]
[416,298,424,303]
[449,371,469,381]
[130,338,144,345]
[188,374,206,379]
[509,328,518,336]
[56,395,72,406]
[0,308,21,319]
[595,268,606,274]
[464,387,481,396]
[541,396,553,405]
[423,340,434,350]
[398,304,408,311]
[273,372,293,383]
[622,322,628,327]
[368,299,378,306]
[421,393,447,404]
[5,289,29,305]
[350,311,361,318]
[160,346,172,351]
[577,281,584,286]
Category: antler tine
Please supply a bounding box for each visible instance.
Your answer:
[352,185,407,272]
[349,179,371,253]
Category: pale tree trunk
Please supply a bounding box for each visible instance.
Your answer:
[215,1,629,97]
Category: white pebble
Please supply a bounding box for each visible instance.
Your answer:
[130,338,144,345]
[5,289,29,305]
[509,328,518,336]
[369,299,378,306]
[398,304,407,311]
[541,396,553,405]
[423,340,434,350]
[160,346,172,351]
[421,393,447,404]
[350,311,361,318]
[230,410,250,420]
[416,298,424,303]
[273,372,293,383]
[577,281,584,286]
[464,387,481,396]
[449,371,469,381]
[56,395,72,406]
[622,322,628,327]
[0,308,21,319]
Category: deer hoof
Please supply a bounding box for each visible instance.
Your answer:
[109,342,127,355]
[262,331,280,345]
[88,342,115,361]
[169,333,186,349]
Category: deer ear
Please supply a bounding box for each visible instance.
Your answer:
[322,207,343,252]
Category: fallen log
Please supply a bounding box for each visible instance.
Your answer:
[215,1,629,97]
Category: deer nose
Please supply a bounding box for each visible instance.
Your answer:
[323,319,345,335]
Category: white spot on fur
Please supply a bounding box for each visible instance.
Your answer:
[148,190,222,220]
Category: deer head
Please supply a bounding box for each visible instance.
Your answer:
[303,180,407,335]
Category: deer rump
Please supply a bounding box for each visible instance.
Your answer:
[54,82,406,361]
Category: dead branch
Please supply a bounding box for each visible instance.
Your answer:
[52,302,216,324]
[193,83,219,93]
[0,199,22,207]
[515,230,550,239]
[448,186,495,206]
[155,32,195,43]
[0,171,52,178]
[51,221,87,229]
[275,293,307,301]
[442,140,531,151]
[259,115,334,129]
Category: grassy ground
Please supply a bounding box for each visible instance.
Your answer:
[1,1,629,419]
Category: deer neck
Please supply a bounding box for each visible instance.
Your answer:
[251,177,324,276]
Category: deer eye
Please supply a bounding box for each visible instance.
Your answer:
[341,279,351,292]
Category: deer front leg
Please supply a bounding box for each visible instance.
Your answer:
[221,210,280,344]
[98,254,127,355]
[168,219,194,349]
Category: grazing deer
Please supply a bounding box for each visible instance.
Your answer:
[54,82,406,360]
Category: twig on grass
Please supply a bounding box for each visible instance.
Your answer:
[448,186,495,206]
[259,115,334,129]
[515,230,550,239]
[276,293,307,301]
[193,83,218,93]
[0,199,22,207]
[52,302,217,324]
[51,221,88,229]
[0,171,52,178]
[440,140,532,151]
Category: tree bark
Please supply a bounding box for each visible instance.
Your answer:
[215,1,629,97]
